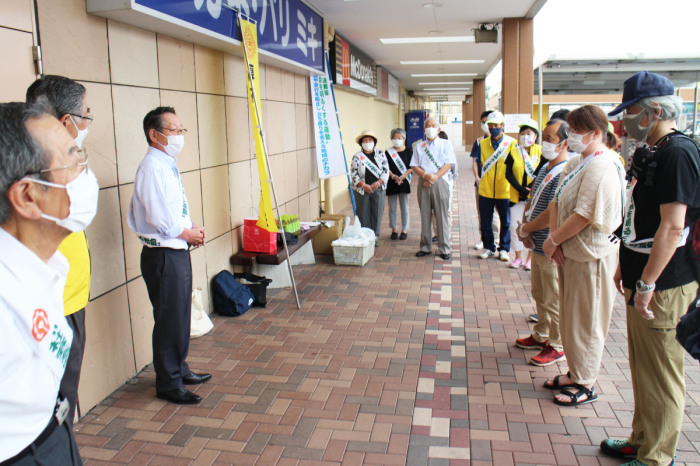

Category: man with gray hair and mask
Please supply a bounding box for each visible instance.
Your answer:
[26,74,95,428]
[0,99,97,464]
[410,117,456,260]
[601,71,700,466]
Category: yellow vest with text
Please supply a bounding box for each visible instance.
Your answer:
[58,231,91,316]
[478,136,512,200]
[508,143,542,203]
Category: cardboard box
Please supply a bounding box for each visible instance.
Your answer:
[313,214,346,255]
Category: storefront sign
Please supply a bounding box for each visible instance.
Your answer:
[88,0,323,73]
[310,75,346,179]
[331,34,376,95]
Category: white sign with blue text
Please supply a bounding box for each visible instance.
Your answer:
[310,75,346,179]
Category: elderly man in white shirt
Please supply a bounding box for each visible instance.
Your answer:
[0,100,98,465]
[128,106,210,405]
[411,117,457,260]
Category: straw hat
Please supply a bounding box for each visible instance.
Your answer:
[355,130,378,145]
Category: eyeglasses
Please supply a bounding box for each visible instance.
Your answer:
[161,127,188,135]
[25,149,88,176]
[69,113,94,127]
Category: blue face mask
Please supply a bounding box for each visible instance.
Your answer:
[489,127,502,138]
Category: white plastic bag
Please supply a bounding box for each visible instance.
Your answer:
[190,288,214,338]
[342,215,362,239]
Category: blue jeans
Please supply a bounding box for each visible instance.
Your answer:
[478,196,510,252]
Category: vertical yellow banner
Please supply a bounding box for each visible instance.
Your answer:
[241,18,277,232]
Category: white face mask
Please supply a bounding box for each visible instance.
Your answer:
[362,141,375,152]
[481,122,489,134]
[27,167,100,233]
[391,138,404,148]
[158,132,185,157]
[70,116,89,149]
[541,140,564,160]
[425,127,439,140]
[567,130,592,154]
[519,134,536,148]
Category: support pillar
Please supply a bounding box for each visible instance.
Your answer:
[502,17,533,135]
[462,96,473,148]
[471,78,486,142]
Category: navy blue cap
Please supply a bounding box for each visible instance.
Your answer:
[608,71,675,116]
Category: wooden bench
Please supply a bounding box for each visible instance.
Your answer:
[230,224,321,267]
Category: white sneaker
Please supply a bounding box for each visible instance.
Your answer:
[478,250,497,259]
[499,250,510,262]
[473,241,484,250]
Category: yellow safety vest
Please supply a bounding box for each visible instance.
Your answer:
[478,136,512,200]
[58,231,91,315]
[508,143,542,203]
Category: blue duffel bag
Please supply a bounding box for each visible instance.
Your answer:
[213,270,254,316]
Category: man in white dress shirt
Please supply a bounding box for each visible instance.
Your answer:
[0,100,90,464]
[411,117,457,260]
[128,106,210,405]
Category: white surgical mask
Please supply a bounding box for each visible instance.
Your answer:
[425,127,438,140]
[70,116,89,149]
[541,141,564,160]
[567,131,592,154]
[391,138,404,148]
[27,167,100,232]
[519,134,536,148]
[159,132,185,157]
[362,141,375,152]
[481,122,489,134]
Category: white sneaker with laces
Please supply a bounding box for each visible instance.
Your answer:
[478,250,497,259]
[499,250,510,261]
[473,241,484,250]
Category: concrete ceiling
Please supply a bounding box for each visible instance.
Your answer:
[307,0,546,96]
[536,58,700,95]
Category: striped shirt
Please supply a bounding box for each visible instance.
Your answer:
[530,161,566,255]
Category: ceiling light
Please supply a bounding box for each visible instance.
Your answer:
[423,87,471,91]
[400,59,484,65]
[380,36,474,45]
[422,2,442,7]
[412,73,478,77]
[418,81,473,85]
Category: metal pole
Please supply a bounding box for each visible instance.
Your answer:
[324,49,357,217]
[237,14,300,309]
[693,81,698,136]
[538,64,543,144]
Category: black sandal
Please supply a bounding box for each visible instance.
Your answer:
[391,232,398,240]
[544,371,576,390]
[399,232,407,240]
[553,384,598,406]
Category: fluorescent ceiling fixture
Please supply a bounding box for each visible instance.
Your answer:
[401,59,484,65]
[380,36,474,44]
[423,87,471,91]
[412,73,478,77]
[418,81,473,85]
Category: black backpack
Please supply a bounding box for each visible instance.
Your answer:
[233,272,272,308]
[213,271,254,316]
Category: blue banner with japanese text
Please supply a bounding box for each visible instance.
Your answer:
[135,0,323,72]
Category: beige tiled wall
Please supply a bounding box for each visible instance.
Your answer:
[28,0,319,417]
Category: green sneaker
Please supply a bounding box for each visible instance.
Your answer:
[600,439,638,459]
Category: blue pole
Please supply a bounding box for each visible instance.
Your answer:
[324,49,356,217]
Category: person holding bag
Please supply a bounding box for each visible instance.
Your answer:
[351,130,389,243]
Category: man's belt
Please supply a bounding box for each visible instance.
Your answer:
[1,397,70,465]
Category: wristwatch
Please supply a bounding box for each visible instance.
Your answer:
[636,280,656,293]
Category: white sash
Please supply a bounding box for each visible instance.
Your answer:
[360,153,382,179]
[524,161,566,221]
[416,141,442,171]
[554,151,602,204]
[387,147,411,183]
[481,137,513,176]
[621,178,689,253]
[519,145,537,180]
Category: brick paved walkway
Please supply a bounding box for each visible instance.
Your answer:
[75,150,700,465]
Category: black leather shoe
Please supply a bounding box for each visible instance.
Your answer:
[182,372,212,385]
[390,232,398,240]
[156,386,202,404]
[399,232,407,240]
[416,250,432,257]
[440,253,451,260]
[432,235,438,243]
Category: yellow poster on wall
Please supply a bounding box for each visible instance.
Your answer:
[241,18,277,233]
